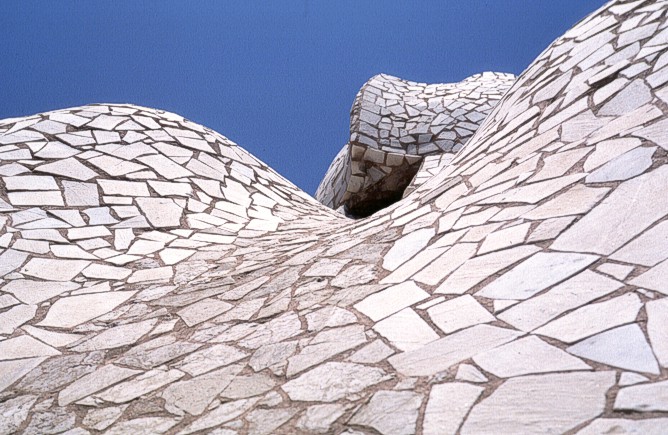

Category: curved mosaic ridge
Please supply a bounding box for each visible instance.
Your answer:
[2,0,668,433]
[315,72,515,216]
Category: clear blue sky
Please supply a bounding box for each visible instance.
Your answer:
[1,1,607,195]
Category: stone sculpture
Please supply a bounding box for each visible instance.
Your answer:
[316,72,515,216]
[1,0,667,433]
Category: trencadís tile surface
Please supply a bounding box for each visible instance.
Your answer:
[1,1,668,433]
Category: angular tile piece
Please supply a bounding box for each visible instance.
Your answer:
[474,336,590,377]
[3,175,57,191]
[14,352,103,394]
[135,197,183,228]
[103,417,178,435]
[389,325,522,377]
[86,114,126,130]
[117,339,202,370]
[0,129,44,144]
[427,295,495,334]
[530,147,591,182]
[21,407,76,433]
[287,324,366,376]
[480,174,585,205]
[89,155,147,176]
[162,365,242,416]
[478,222,530,255]
[23,325,83,348]
[636,117,668,151]
[523,185,609,220]
[52,244,97,259]
[0,358,46,393]
[239,312,302,349]
[127,239,164,255]
[98,179,149,196]
[171,344,243,378]
[610,220,668,267]
[68,225,111,240]
[2,280,79,306]
[552,166,668,255]
[137,154,194,179]
[382,228,434,271]
[305,306,356,331]
[0,395,38,433]
[0,249,29,276]
[296,404,349,434]
[498,270,623,331]
[303,258,349,277]
[127,266,173,283]
[177,298,232,326]
[349,390,423,435]
[584,138,641,172]
[579,418,668,435]
[476,252,598,300]
[62,181,99,206]
[461,372,615,434]
[38,291,135,328]
[0,304,36,334]
[8,191,63,206]
[36,157,97,181]
[586,146,655,183]
[630,258,668,294]
[0,335,60,360]
[58,364,141,406]
[93,368,184,404]
[348,339,394,364]
[180,398,260,435]
[567,324,659,375]
[354,281,429,321]
[436,245,540,294]
[82,405,128,431]
[423,383,483,435]
[246,407,298,435]
[220,373,276,399]
[71,319,157,352]
[535,293,642,343]
[619,372,649,387]
[249,341,297,375]
[159,248,195,265]
[596,262,634,280]
[373,308,439,351]
[527,216,575,242]
[20,258,90,281]
[81,263,131,280]
[380,247,448,284]
[413,243,478,285]
[282,362,389,402]
[456,364,488,383]
[614,380,668,412]
[598,79,651,116]
[647,298,668,368]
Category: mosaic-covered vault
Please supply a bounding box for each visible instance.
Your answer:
[1,0,668,433]
[316,72,515,217]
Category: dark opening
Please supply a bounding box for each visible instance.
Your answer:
[344,160,421,218]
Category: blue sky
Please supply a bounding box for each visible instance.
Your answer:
[1,1,607,195]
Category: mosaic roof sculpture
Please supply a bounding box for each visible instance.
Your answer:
[1,0,668,433]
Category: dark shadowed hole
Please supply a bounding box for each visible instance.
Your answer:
[344,161,421,218]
